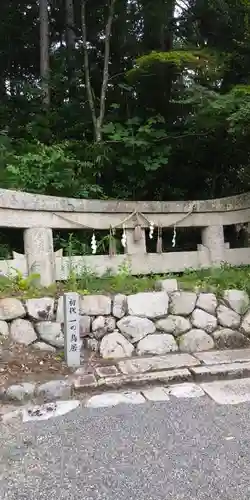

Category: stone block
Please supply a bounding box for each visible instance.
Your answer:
[32,342,56,352]
[100,332,134,359]
[36,380,72,401]
[80,295,111,316]
[167,382,205,398]
[36,321,64,348]
[241,311,250,335]
[117,316,155,343]
[142,387,170,401]
[191,308,217,333]
[136,334,178,356]
[0,320,9,337]
[112,294,127,318]
[10,319,37,345]
[212,328,250,349]
[156,279,178,293]
[0,298,25,321]
[95,365,119,377]
[217,305,241,329]
[92,316,116,340]
[223,289,249,315]
[156,316,191,336]
[179,329,214,353]
[6,383,36,402]
[191,362,250,381]
[194,348,250,365]
[127,292,168,318]
[169,292,197,316]
[26,297,54,320]
[101,368,192,389]
[196,293,217,315]
[118,353,199,375]
[86,391,145,408]
[79,316,91,337]
[73,374,97,390]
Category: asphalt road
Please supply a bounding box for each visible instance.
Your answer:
[1,397,250,500]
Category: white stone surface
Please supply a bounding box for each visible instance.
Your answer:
[169,292,197,316]
[136,334,178,356]
[92,316,116,339]
[223,289,249,315]
[56,295,64,322]
[156,279,178,293]
[156,316,191,336]
[24,226,55,286]
[191,308,217,333]
[113,294,127,318]
[212,328,249,349]
[191,361,250,378]
[79,315,91,337]
[100,332,134,359]
[179,329,214,353]
[22,400,80,422]
[104,368,191,386]
[10,319,37,345]
[26,297,54,320]
[201,225,225,266]
[86,391,145,408]
[6,383,36,401]
[142,387,170,401]
[118,353,199,375]
[195,348,250,365]
[86,338,99,352]
[79,295,111,316]
[167,383,205,398]
[217,304,241,329]
[201,378,250,405]
[127,292,169,319]
[36,380,71,401]
[117,316,155,343]
[0,320,9,337]
[32,342,56,352]
[241,311,250,334]
[36,321,64,348]
[196,293,217,315]
[0,298,25,321]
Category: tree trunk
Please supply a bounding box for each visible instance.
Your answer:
[65,0,76,49]
[40,0,50,106]
[66,0,76,98]
[81,0,116,142]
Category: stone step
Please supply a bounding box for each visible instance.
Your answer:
[117,353,200,375]
[194,348,250,365]
[190,361,250,382]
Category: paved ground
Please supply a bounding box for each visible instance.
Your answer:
[2,379,250,499]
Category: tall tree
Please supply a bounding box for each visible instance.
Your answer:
[40,0,50,105]
[81,0,116,142]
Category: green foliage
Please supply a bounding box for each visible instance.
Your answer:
[5,141,104,198]
[127,50,206,80]
[0,264,250,299]
[103,115,170,172]
[176,265,250,296]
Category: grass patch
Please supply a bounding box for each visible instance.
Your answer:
[0,264,250,298]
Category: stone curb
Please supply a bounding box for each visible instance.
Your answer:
[3,351,250,405]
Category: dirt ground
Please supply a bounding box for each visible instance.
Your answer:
[0,338,100,389]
